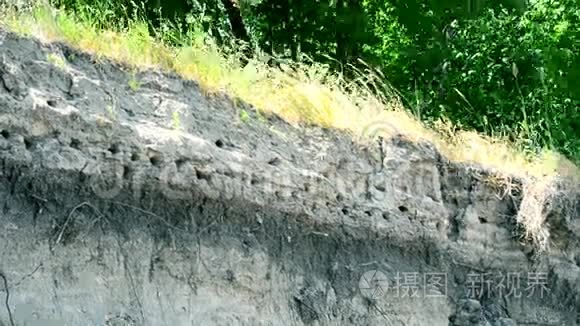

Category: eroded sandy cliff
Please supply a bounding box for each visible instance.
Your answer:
[0,29,578,325]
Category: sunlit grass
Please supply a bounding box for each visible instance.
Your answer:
[0,3,577,182]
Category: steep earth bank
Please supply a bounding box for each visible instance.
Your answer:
[0,29,578,325]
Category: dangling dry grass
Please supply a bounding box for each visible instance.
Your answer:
[516,176,579,252]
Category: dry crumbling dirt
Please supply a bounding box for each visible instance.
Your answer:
[0,29,578,326]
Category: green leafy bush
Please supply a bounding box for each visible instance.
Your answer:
[431,1,579,160]
[359,0,578,161]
